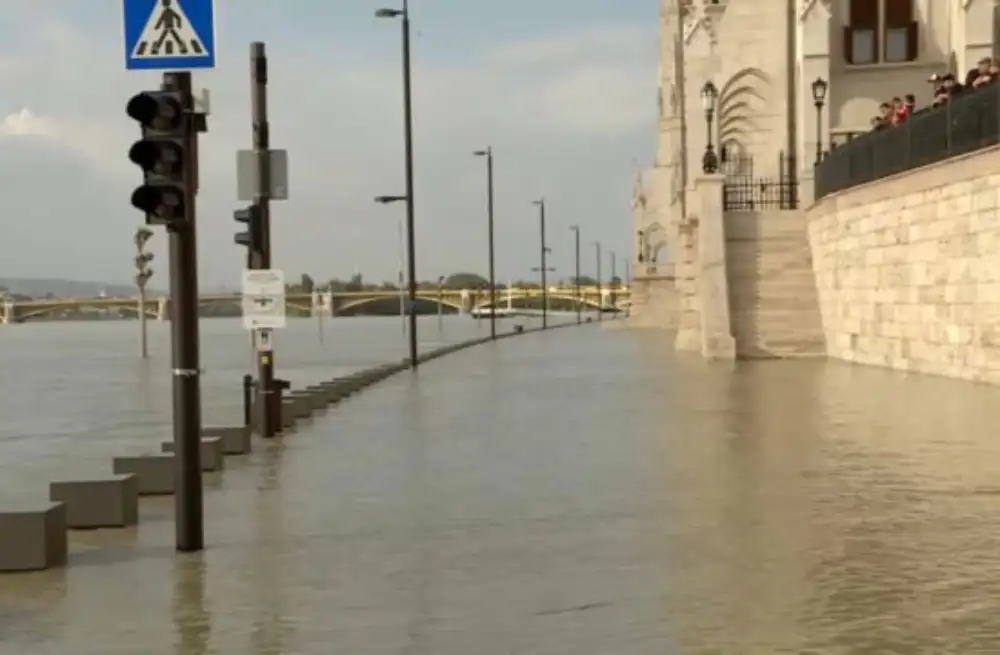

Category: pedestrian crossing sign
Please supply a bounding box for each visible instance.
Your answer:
[122,0,216,71]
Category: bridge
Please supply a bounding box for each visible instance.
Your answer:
[0,286,631,323]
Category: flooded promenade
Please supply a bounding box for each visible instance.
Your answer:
[3,321,1000,652]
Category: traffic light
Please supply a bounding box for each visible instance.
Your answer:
[126,90,189,228]
[233,204,263,255]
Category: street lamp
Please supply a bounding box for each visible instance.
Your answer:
[701,80,719,173]
[532,199,554,329]
[375,0,418,370]
[133,226,154,358]
[473,147,497,339]
[568,225,582,324]
[374,194,416,366]
[624,259,631,317]
[593,240,603,322]
[609,249,617,317]
[811,77,828,164]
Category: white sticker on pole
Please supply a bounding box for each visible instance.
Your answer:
[242,269,287,329]
[254,327,274,351]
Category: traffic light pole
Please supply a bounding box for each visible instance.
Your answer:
[251,42,278,438]
[164,71,204,552]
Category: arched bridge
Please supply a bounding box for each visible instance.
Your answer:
[0,287,630,323]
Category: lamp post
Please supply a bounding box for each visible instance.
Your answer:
[473,147,496,339]
[531,198,554,329]
[609,249,617,317]
[569,225,581,324]
[811,77,828,164]
[375,194,416,366]
[701,81,719,174]
[624,259,631,317]
[133,226,154,358]
[593,240,603,322]
[375,0,418,370]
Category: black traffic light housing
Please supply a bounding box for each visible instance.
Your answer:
[126,90,189,228]
[233,203,264,255]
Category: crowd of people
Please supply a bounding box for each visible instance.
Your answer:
[870,57,1000,130]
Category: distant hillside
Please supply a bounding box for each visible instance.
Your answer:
[0,277,163,299]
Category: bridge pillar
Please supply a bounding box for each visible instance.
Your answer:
[0,300,11,325]
[460,290,471,314]
[156,297,169,321]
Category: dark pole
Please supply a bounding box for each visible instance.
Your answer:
[610,250,617,316]
[401,0,419,368]
[574,227,581,324]
[814,101,823,164]
[538,200,548,329]
[594,241,602,322]
[486,148,496,340]
[164,71,203,552]
[251,42,277,438]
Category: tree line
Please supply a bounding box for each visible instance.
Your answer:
[287,272,622,294]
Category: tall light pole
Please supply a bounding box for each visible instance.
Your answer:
[133,226,154,358]
[473,147,496,339]
[532,199,554,329]
[609,250,617,317]
[376,0,418,369]
[569,225,581,324]
[375,195,417,367]
[624,259,631,317]
[593,241,602,322]
[437,274,445,331]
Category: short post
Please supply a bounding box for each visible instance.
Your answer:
[242,374,254,427]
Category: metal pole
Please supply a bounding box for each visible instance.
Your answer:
[574,229,581,323]
[625,260,631,317]
[595,241,602,322]
[316,292,324,344]
[401,1,419,368]
[164,71,203,552]
[539,200,548,329]
[486,148,496,339]
[610,250,617,316]
[437,279,443,331]
[251,42,277,439]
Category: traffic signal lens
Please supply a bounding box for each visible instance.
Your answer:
[126,93,182,130]
[131,185,184,217]
[128,141,183,175]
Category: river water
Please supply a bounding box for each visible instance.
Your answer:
[2,319,1000,653]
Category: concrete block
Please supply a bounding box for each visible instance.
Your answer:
[280,403,297,429]
[284,397,312,419]
[161,436,225,472]
[113,455,174,495]
[49,474,139,529]
[0,503,68,572]
[291,390,325,411]
[202,425,251,455]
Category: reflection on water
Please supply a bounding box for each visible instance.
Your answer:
[2,323,1000,653]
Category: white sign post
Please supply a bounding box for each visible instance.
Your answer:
[242,269,287,330]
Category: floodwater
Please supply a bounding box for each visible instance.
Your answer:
[2,319,1000,653]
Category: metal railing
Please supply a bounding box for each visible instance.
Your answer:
[815,83,1000,199]
[722,153,800,211]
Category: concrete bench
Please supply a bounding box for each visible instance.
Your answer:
[279,403,297,430]
[202,426,251,455]
[113,455,174,495]
[0,503,68,572]
[161,436,224,472]
[49,474,139,529]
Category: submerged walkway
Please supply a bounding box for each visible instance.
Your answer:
[3,327,1000,653]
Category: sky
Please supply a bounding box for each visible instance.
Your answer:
[0,0,658,290]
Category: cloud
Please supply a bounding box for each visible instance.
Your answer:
[0,3,656,286]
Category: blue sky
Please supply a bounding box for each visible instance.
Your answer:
[0,1,658,288]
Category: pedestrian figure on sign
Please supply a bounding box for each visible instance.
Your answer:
[152,0,189,56]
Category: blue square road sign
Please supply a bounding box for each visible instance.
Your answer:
[122,0,216,71]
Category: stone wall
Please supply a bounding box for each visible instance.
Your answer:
[807,145,1000,383]
[725,210,825,358]
[627,264,678,329]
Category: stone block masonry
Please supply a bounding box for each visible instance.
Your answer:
[807,145,1000,383]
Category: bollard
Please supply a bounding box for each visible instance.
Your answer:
[273,378,291,432]
[242,374,255,427]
